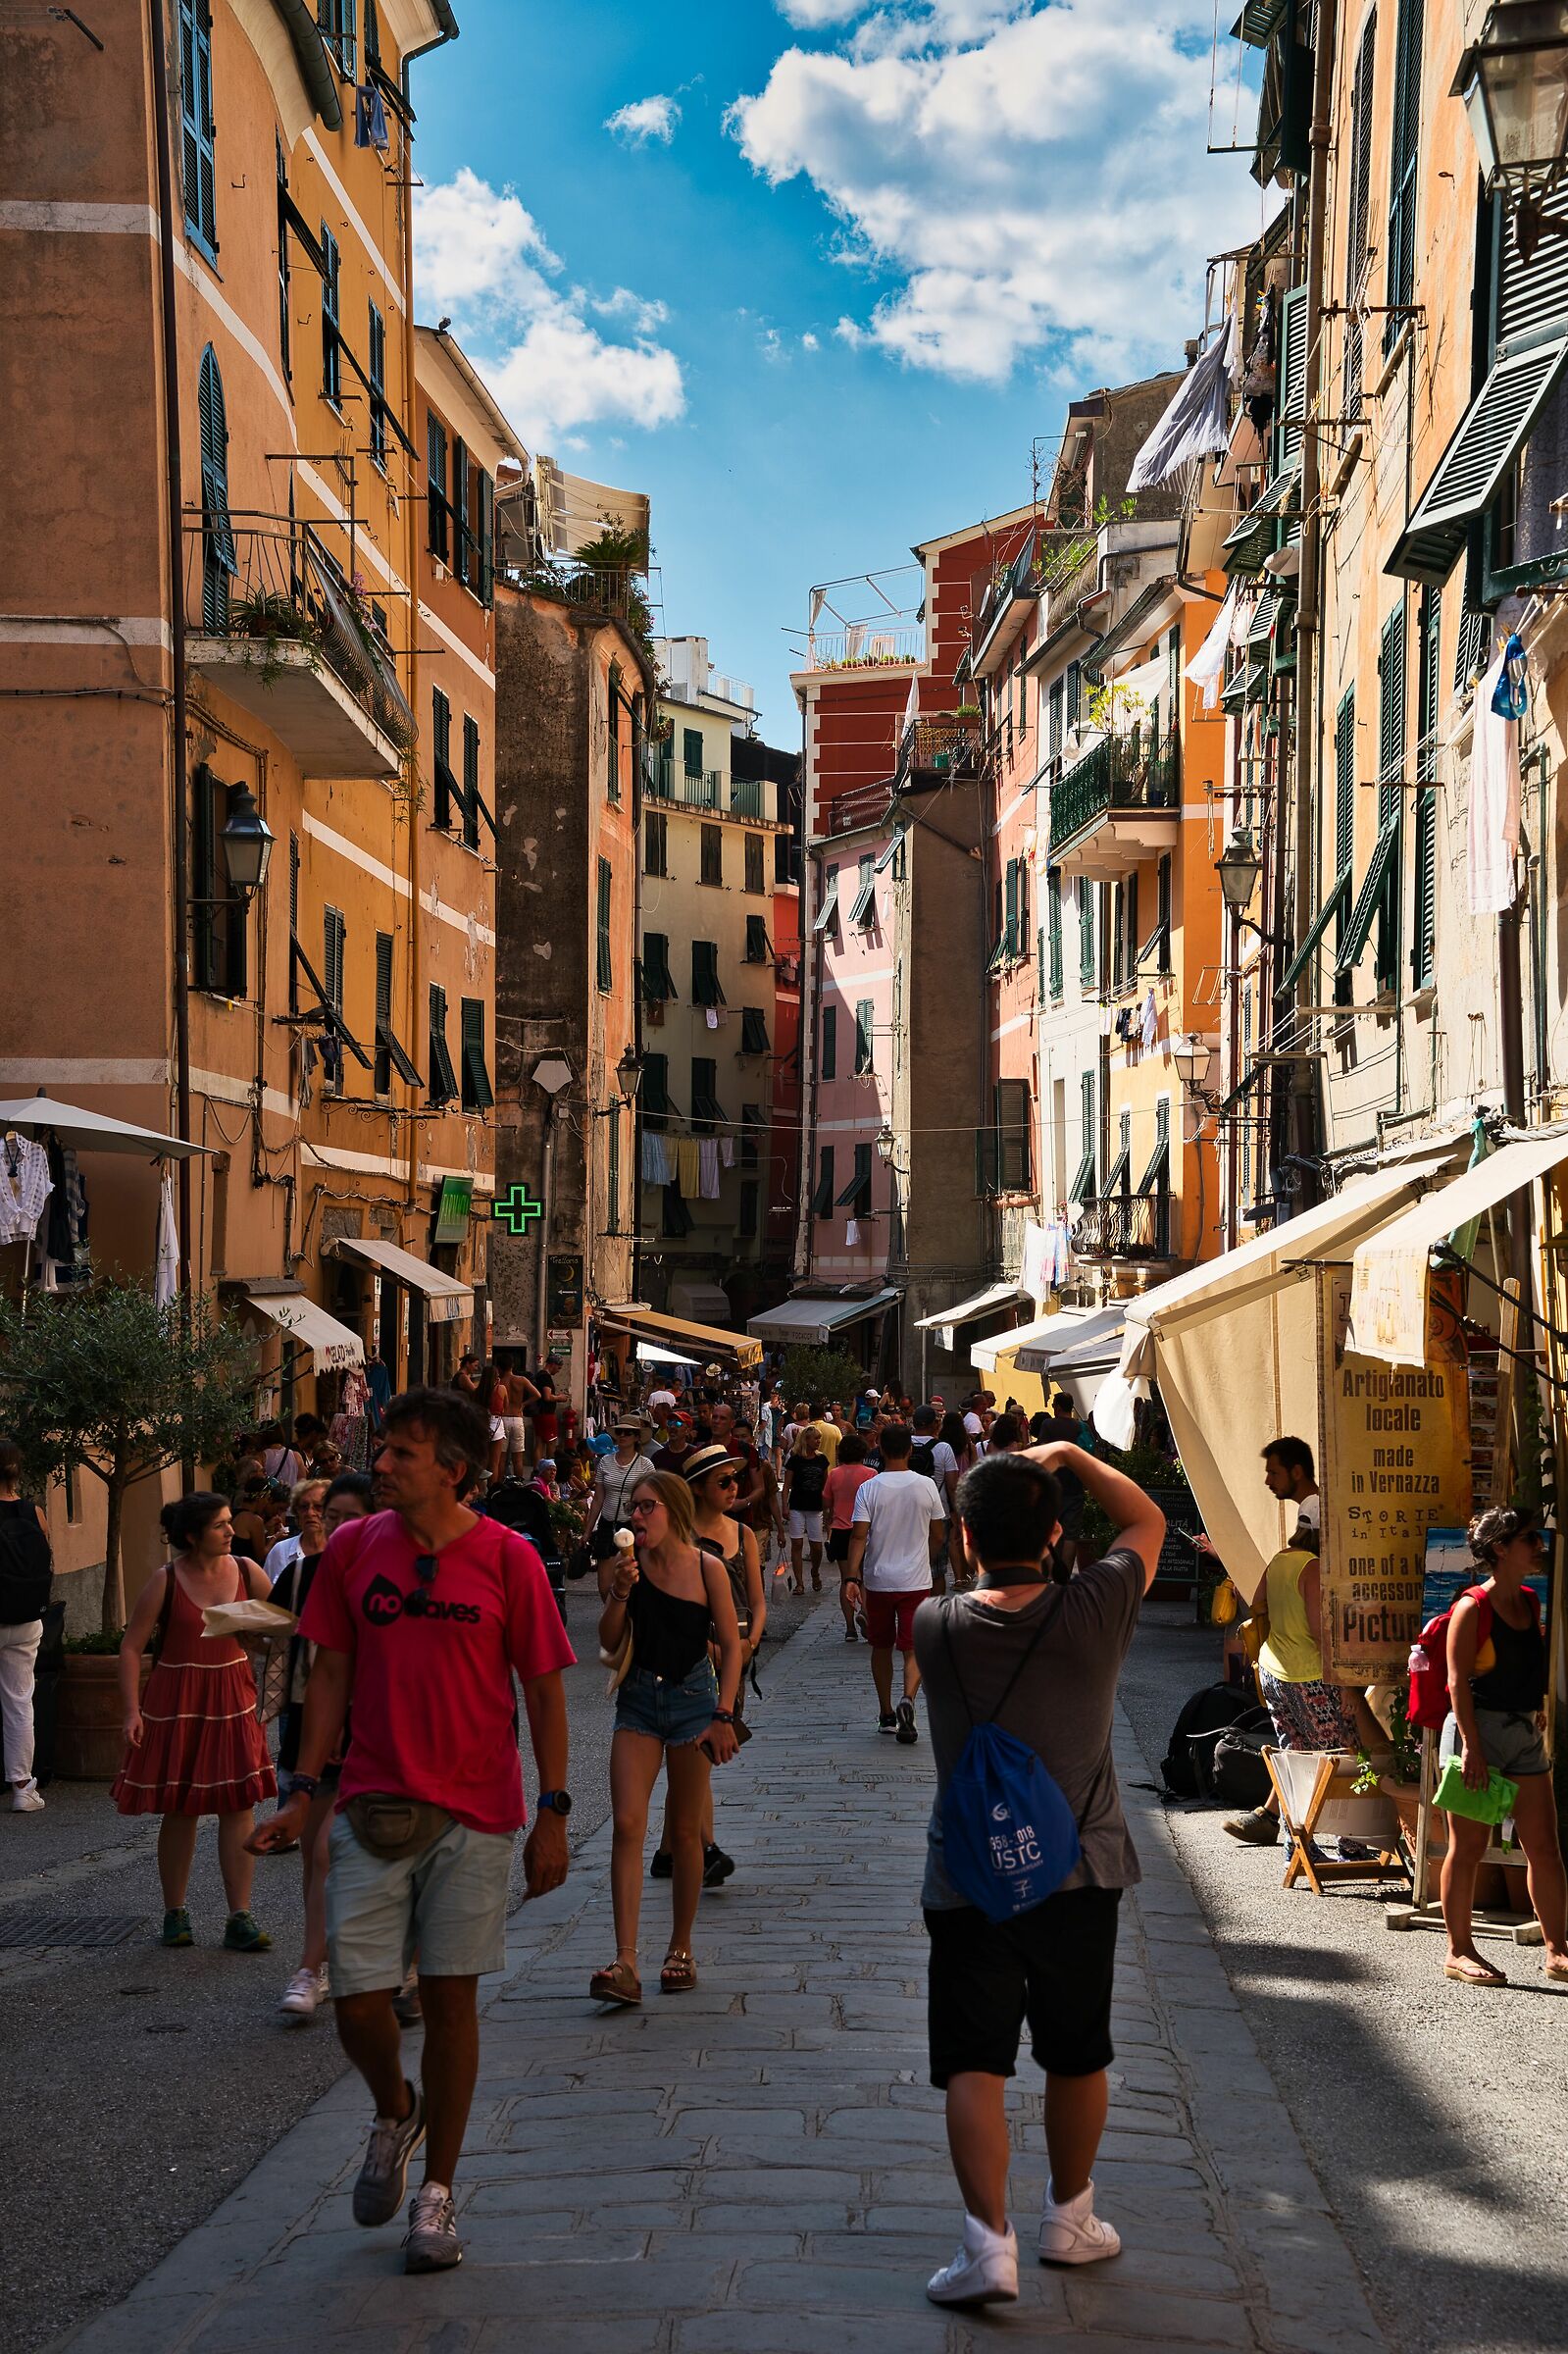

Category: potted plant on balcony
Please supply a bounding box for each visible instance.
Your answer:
[231,587,323,689]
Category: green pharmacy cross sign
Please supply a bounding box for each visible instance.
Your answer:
[492,1184,544,1237]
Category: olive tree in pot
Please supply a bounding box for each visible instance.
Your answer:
[0,1280,258,1634]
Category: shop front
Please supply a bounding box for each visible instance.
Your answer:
[328,1235,475,1392]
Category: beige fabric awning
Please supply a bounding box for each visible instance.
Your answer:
[1094,1152,1463,1601]
[244,1290,364,1371]
[1348,1132,1568,1366]
[599,1303,763,1368]
[914,1281,1026,1349]
[330,1236,473,1326]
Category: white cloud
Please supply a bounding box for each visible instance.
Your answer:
[414,168,684,447]
[605,92,682,146]
[801,331,821,350]
[732,2,1257,384]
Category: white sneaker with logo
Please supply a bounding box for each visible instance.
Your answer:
[1038,2178,1121,2265]
[11,1778,45,1813]
[927,2214,1019,2306]
[278,1966,325,2022]
[404,2181,463,2272]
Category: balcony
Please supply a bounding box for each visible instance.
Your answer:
[896,718,982,787]
[645,766,780,823]
[1072,1193,1173,1261]
[825,778,896,838]
[1048,729,1180,879]
[798,626,922,673]
[184,512,413,779]
[970,531,1038,680]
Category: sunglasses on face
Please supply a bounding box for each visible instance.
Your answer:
[414,1553,439,1587]
[712,1472,738,1489]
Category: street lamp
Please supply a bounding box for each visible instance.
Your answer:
[1452,4,1568,192]
[1172,1033,1215,1098]
[218,783,275,900]
[614,1045,643,1106]
[875,1122,896,1163]
[1215,823,1263,918]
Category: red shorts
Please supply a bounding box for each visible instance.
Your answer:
[863,1587,930,1652]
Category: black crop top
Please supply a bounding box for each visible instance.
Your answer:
[626,1564,714,1681]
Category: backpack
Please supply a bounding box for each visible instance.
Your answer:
[1159,1680,1253,1798]
[1407,1583,1542,1731]
[910,1437,939,1481]
[0,1502,53,1625]
[938,1609,1082,1921]
[1193,1707,1274,1807]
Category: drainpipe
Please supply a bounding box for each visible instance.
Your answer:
[1289,0,1339,1187]
[148,0,193,1315]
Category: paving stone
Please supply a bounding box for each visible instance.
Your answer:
[1062,2277,1256,2345]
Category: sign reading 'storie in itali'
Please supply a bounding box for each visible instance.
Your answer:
[1317,1265,1473,1687]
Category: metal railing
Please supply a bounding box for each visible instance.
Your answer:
[801,627,923,670]
[1048,729,1180,855]
[1072,1193,1171,1259]
[647,767,725,810]
[183,509,415,748]
[825,778,895,837]
[896,719,982,784]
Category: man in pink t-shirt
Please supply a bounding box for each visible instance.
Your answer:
[251,1386,574,2275]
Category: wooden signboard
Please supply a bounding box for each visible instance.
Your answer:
[1317,1263,1474,1686]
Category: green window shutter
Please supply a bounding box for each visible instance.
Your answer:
[1412,587,1441,989]
[1337,811,1402,975]
[1276,284,1308,476]
[1072,1068,1096,1201]
[1342,10,1377,421]
[1336,690,1355,870]
[1378,601,1406,814]
[460,997,493,1111]
[197,346,234,631]
[431,688,453,829]
[191,766,218,992]
[596,857,613,993]
[462,715,481,849]
[821,1003,836,1080]
[1279,868,1351,992]
[1454,599,1492,695]
[1047,867,1064,998]
[321,225,340,404]
[642,1051,669,1116]
[741,1006,770,1054]
[427,415,448,560]
[1388,337,1568,583]
[836,1144,873,1212]
[323,905,345,1013]
[691,940,724,1006]
[1385,0,1424,347]
[683,728,703,777]
[745,913,770,961]
[1138,1097,1172,1195]
[368,303,386,469]
[452,435,470,588]
[812,1147,835,1218]
[478,469,494,607]
[373,930,393,1093]
[996,1078,1032,1192]
[179,0,217,255]
[1003,859,1019,958]
[1079,879,1096,986]
[853,998,873,1074]
[744,834,765,895]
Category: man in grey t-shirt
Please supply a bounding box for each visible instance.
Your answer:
[913,1444,1164,2312]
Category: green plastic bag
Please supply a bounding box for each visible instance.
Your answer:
[1434,1757,1518,1826]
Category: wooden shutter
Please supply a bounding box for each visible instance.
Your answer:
[1412,587,1441,988]
[1378,600,1406,815]
[854,998,873,1074]
[452,437,470,587]
[460,998,493,1111]
[1335,690,1355,871]
[1047,867,1064,997]
[179,0,217,253]
[1385,0,1424,347]
[462,715,481,849]
[1389,338,1568,582]
[431,688,452,829]
[1342,9,1377,419]
[324,906,345,1013]
[1276,283,1308,474]
[683,727,703,777]
[197,347,234,630]
[368,304,386,468]
[374,930,393,1094]
[1079,878,1095,985]
[821,1003,836,1080]
[321,226,340,404]
[427,415,448,559]
[596,858,613,992]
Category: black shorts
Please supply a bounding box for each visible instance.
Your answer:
[925,1885,1121,2086]
[827,1527,851,1563]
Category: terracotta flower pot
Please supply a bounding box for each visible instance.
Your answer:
[55,1654,146,1781]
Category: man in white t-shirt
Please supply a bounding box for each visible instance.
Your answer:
[844,1423,946,1745]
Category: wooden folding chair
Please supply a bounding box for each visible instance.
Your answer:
[1264,1748,1406,1895]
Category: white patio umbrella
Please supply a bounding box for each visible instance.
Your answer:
[0,1095,211,1157]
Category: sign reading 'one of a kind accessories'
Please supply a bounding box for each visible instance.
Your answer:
[1317,1264,1474,1686]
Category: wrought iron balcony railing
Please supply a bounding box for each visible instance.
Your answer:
[1048,729,1180,856]
[896,719,982,785]
[1072,1192,1172,1259]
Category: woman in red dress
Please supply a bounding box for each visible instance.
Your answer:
[112,1492,278,1949]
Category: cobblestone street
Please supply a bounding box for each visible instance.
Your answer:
[59,1605,1387,2354]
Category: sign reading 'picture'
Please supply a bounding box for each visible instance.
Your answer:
[1317,1264,1474,1686]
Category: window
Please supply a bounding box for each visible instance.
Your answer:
[641,932,675,1002]
[700,824,723,887]
[606,1102,622,1234]
[1003,858,1020,958]
[1342,9,1377,420]
[596,857,613,993]
[995,1078,1033,1192]
[318,0,356,77]
[1385,0,1423,351]
[321,224,341,407]
[1377,602,1405,988]
[683,728,704,778]
[691,940,725,1006]
[476,468,494,608]
[276,140,292,379]
[178,0,217,257]
[1069,1069,1096,1202]
[461,715,481,851]
[427,414,449,562]
[196,346,234,633]
[661,1184,692,1240]
[1046,868,1064,998]
[835,1144,873,1215]
[460,998,493,1112]
[821,1003,837,1081]
[431,688,455,830]
[853,998,874,1076]
[191,767,246,998]
[365,0,379,65]
[744,913,771,962]
[644,811,667,877]
[642,1052,671,1123]
[1111,882,1125,994]
[452,436,471,589]
[738,1179,759,1240]
[1334,688,1356,1004]
[740,1006,770,1054]
[1104,1107,1133,1196]
[744,833,765,895]
[323,905,346,1088]
[373,931,393,1096]
[1413,587,1441,991]
[1391,339,1568,583]
[813,867,841,935]
[368,303,387,470]
[428,984,459,1105]
[1079,878,1096,988]
[607,671,621,803]
[775,829,797,886]
[691,1057,727,1130]
[849,854,878,928]
[1048,676,1064,763]
[741,1104,761,1170]
[288,832,300,1010]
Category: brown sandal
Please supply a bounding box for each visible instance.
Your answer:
[1443,1958,1507,1987]
[589,1961,642,2006]
[660,1949,697,1993]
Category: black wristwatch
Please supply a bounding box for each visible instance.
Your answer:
[536,1788,573,1817]
[288,1773,320,1800]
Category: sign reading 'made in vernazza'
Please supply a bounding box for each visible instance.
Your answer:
[1317,1265,1473,1686]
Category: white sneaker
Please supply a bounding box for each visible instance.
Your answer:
[927,2214,1019,2306]
[404,2180,463,2273]
[1039,2178,1121,2266]
[10,1778,44,1813]
[278,1966,324,2022]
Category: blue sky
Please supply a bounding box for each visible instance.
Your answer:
[412,1,1263,736]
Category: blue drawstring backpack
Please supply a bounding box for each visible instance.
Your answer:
[940,1608,1082,1921]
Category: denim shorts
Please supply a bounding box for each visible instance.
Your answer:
[325,1810,515,1995]
[614,1659,719,1748]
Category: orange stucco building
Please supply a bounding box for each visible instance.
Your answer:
[0,1,504,1603]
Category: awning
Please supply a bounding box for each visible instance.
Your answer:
[0,1094,211,1158]
[970,1306,1101,1373]
[914,1280,1026,1348]
[330,1236,473,1325]
[1348,1130,1568,1366]
[1043,1318,1126,1413]
[1014,1305,1128,1376]
[243,1289,364,1371]
[670,1279,737,1329]
[1090,1150,1464,1600]
[747,1288,900,1347]
[599,1302,763,1368]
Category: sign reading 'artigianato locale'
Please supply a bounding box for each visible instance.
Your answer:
[1317,1265,1473,1687]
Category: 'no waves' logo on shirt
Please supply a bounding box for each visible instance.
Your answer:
[361,1573,481,1628]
